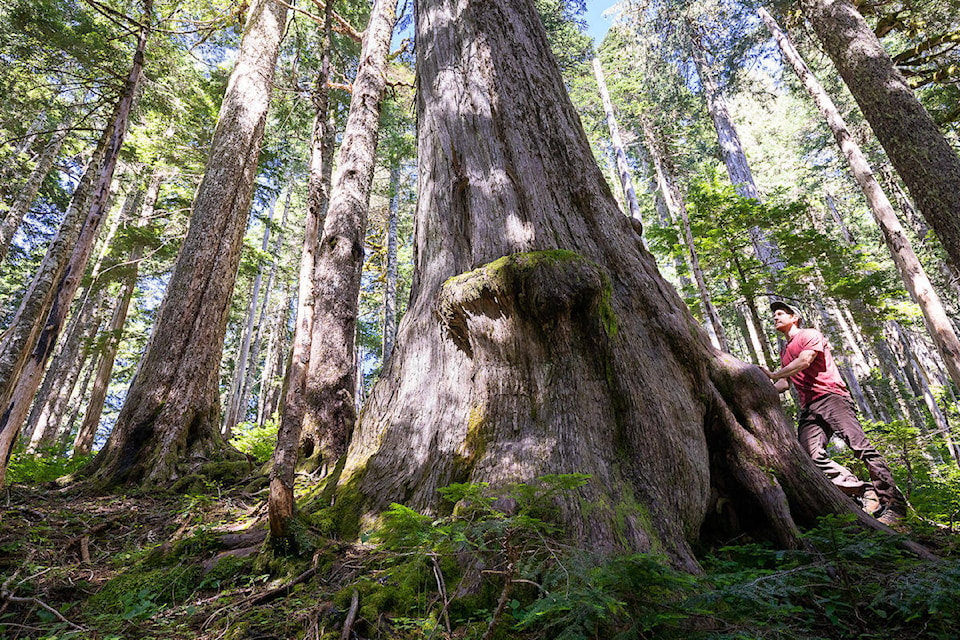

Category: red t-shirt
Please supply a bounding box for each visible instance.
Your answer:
[781,328,849,406]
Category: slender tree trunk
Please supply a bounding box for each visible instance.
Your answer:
[270,0,398,538]
[69,355,101,454]
[269,0,335,538]
[75,171,163,454]
[592,58,643,227]
[87,0,287,487]
[687,21,782,276]
[639,115,727,351]
[761,6,960,393]
[382,165,401,362]
[0,126,69,264]
[0,6,149,483]
[239,187,291,433]
[801,0,960,270]
[327,0,916,571]
[223,192,279,436]
[259,286,292,425]
[19,183,136,450]
[823,190,855,244]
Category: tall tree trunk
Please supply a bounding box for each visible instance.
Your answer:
[239,186,291,434]
[258,286,293,425]
[19,183,136,451]
[326,0,913,571]
[761,6,960,393]
[801,0,960,271]
[69,355,101,454]
[0,6,149,483]
[382,165,401,363]
[223,192,279,437]
[270,0,398,538]
[687,21,782,276]
[0,125,69,264]
[269,0,335,537]
[87,0,286,487]
[592,58,643,227]
[75,172,163,454]
[639,115,727,351]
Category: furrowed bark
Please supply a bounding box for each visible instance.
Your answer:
[300,0,398,470]
[802,0,960,271]
[270,0,335,538]
[87,0,287,487]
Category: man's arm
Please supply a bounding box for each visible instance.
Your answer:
[765,349,817,381]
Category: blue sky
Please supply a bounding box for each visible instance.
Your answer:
[584,1,618,44]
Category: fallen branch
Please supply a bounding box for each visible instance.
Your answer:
[341,589,359,640]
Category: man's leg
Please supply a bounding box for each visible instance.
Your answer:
[797,402,868,495]
[817,394,907,513]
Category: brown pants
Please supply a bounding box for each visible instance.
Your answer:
[798,393,906,511]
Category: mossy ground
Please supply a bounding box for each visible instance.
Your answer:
[2,473,959,640]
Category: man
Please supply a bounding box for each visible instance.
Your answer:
[762,300,907,526]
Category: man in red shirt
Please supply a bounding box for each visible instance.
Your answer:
[763,301,907,526]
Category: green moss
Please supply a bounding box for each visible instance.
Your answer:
[309,472,367,540]
[439,250,619,345]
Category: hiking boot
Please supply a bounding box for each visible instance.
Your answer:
[860,489,881,516]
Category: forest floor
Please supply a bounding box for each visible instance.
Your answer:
[1,473,960,640]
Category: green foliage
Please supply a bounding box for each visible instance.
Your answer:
[6,448,92,484]
[229,416,279,464]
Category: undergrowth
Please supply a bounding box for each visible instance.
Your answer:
[1,475,958,639]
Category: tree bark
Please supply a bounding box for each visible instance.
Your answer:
[270,0,397,537]
[269,0,336,538]
[761,6,960,393]
[76,171,164,454]
[87,0,286,487]
[301,0,397,467]
[801,0,960,271]
[592,57,643,228]
[0,125,69,264]
[0,5,148,483]
[326,0,906,571]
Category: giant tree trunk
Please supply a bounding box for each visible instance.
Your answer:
[801,0,960,270]
[325,0,915,571]
[269,0,397,537]
[87,0,286,487]
[761,6,960,393]
[0,8,148,483]
[0,125,69,264]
